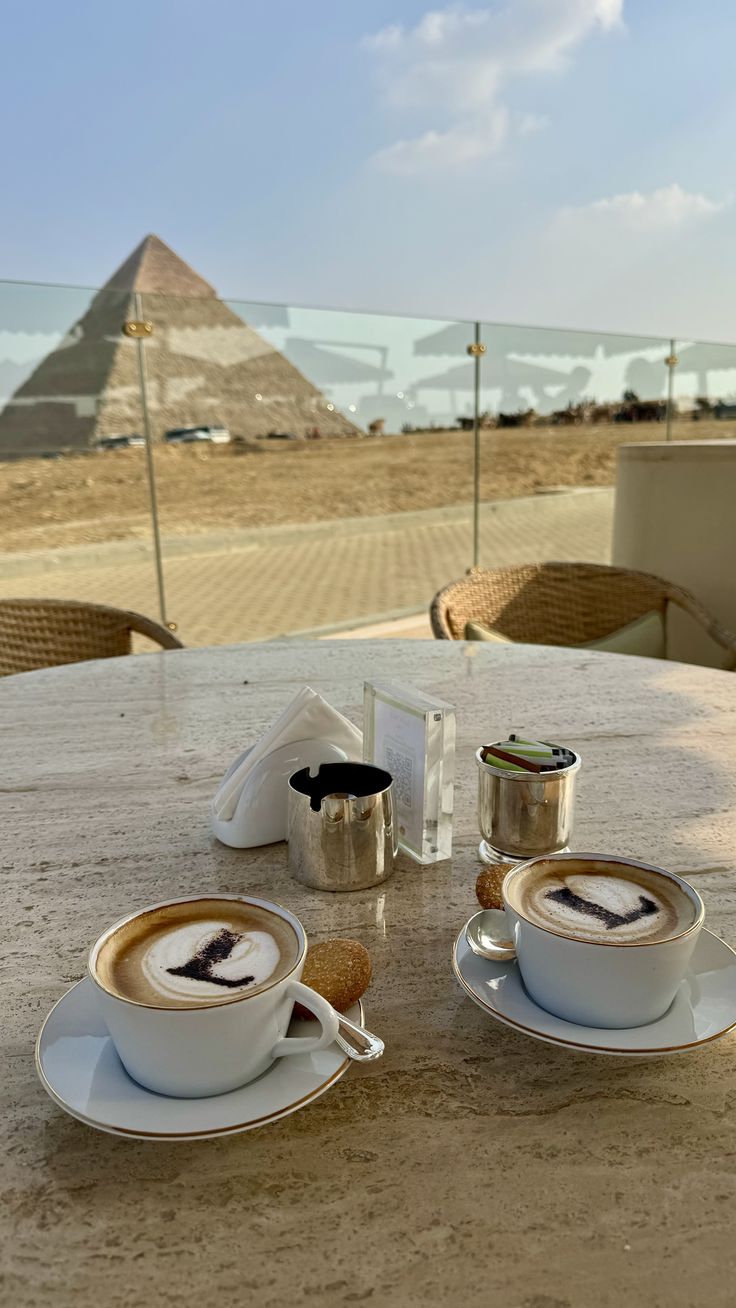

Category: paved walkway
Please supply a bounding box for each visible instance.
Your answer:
[0,489,613,646]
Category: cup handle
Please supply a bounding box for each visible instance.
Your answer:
[270,980,340,1058]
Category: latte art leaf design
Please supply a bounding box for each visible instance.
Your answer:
[166,928,256,988]
[545,886,659,932]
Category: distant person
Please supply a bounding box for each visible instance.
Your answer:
[534,365,593,416]
[548,365,592,409]
[624,357,666,400]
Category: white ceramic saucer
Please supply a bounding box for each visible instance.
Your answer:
[36,978,362,1139]
[453,926,736,1057]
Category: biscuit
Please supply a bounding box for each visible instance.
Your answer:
[294,938,372,1018]
[475,863,515,910]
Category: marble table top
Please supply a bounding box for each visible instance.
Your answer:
[2,640,736,1307]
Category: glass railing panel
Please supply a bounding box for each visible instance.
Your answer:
[476,322,673,571]
[0,280,161,632]
[669,338,736,430]
[7,275,736,657]
[139,293,476,644]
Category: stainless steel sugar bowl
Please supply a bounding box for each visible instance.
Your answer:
[476,745,581,864]
[287,761,397,892]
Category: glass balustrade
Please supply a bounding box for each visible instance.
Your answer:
[2,275,735,650]
[476,323,676,572]
[0,280,160,634]
[140,293,475,644]
[670,338,736,421]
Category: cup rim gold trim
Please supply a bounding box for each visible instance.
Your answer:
[87,893,306,1011]
[502,852,705,948]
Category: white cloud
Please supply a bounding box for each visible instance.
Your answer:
[517,111,549,136]
[365,24,404,52]
[561,183,727,229]
[373,107,509,175]
[365,0,623,173]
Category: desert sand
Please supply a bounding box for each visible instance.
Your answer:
[1,420,732,554]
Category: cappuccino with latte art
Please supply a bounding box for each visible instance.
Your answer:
[95,898,299,1008]
[496,854,705,1027]
[88,895,340,1096]
[507,858,696,945]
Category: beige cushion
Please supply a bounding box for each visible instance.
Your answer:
[464,609,666,658]
[583,610,666,658]
[464,620,512,643]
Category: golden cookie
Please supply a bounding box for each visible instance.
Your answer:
[294,939,372,1018]
[475,863,515,910]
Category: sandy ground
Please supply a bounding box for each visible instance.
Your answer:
[0,420,732,554]
[0,490,614,645]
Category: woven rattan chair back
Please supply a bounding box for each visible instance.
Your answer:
[0,598,183,676]
[430,562,736,670]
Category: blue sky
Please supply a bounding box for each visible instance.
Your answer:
[2,0,736,339]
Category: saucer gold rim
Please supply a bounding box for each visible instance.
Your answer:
[35,979,362,1139]
[452,927,736,1056]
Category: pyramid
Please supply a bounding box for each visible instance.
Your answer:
[0,235,359,455]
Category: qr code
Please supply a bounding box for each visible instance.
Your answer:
[385,743,414,809]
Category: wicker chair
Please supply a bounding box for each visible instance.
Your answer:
[430,562,736,668]
[0,598,183,676]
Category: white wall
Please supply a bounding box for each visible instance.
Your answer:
[613,441,736,668]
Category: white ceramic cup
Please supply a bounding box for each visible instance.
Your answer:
[88,895,340,1097]
[482,853,705,1028]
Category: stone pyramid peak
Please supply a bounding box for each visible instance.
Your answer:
[101,234,217,299]
[0,234,359,454]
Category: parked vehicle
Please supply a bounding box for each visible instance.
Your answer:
[95,434,146,450]
[164,425,231,445]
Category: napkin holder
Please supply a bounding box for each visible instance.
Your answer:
[211,738,356,849]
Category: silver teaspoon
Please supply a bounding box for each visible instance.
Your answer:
[465,909,517,962]
[335,1012,385,1061]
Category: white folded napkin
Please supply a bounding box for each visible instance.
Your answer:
[211,685,363,821]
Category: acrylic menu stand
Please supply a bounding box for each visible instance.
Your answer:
[363,681,455,864]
